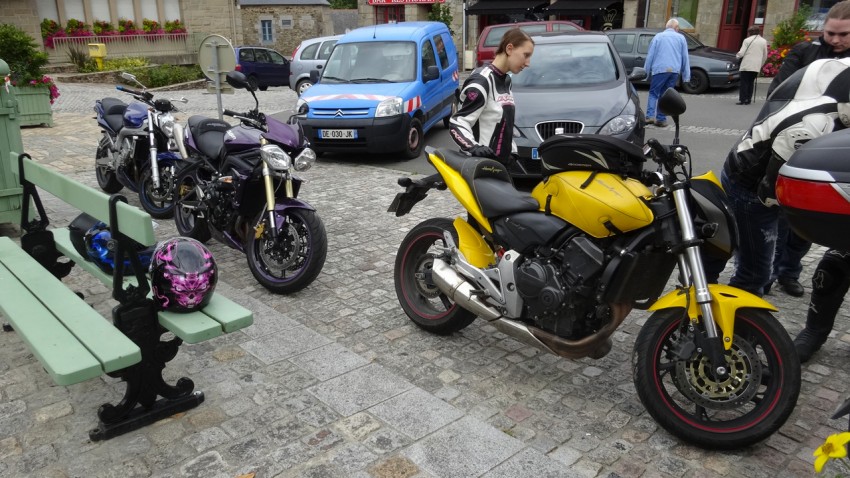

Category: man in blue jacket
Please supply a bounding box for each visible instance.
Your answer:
[644,18,690,128]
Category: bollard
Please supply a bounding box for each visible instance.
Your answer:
[0,59,24,225]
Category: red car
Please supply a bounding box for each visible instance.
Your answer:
[475,20,583,67]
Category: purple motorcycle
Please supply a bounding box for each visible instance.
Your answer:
[173,71,326,294]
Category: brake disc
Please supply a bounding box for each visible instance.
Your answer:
[673,334,762,410]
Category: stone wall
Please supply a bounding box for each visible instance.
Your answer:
[4,0,42,50]
[182,0,243,44]
[240,6,332,56]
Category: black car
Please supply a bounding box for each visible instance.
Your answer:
[605,28,740,94]
[512,31,646,165]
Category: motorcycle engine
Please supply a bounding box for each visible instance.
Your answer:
[207,179,238,231]
[117,137,135,165]
[514,236,606,338]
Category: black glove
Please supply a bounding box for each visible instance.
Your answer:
[757,152,785,208]
[468,145,495,158]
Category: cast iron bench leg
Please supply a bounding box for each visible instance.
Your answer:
[89,300,205,441]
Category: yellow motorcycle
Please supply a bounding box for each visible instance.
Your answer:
[389,89,800,449]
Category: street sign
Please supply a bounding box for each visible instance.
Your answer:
[198,34,236,119]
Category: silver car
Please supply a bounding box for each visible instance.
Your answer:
[289,34,342,95]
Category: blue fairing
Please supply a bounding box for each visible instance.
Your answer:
[123,102,148,129]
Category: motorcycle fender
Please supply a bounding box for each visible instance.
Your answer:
[453,217,495,268]
[428,152,493,233]
[648,284,778,350]
[272,197,316,213]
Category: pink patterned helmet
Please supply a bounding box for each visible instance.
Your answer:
[150,237,218,312]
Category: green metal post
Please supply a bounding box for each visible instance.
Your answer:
[0,59,24,225]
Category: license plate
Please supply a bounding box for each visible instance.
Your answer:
[531,148,539,160]
[320,129,357,139]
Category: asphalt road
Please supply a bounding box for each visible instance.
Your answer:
[270,83,760,179]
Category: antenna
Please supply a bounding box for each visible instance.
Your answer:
[373,24,377,39]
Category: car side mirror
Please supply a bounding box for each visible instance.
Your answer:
[628,67,647,82]
[423,65,440,82]
[309,69,321,84]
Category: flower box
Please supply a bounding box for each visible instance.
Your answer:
[14,85,53,127]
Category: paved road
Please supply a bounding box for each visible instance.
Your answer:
[0,80,846,478]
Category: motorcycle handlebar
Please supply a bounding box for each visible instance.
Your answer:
[222,109,239,117]
[115,85,153,102]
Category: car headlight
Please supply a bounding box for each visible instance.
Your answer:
[727,62,736,71]
[294,148,316,172]
[376,97,403,117]
[260,144,292,170]
[598,115,637,136]
[296,98,308,115]
[159,114,175,138]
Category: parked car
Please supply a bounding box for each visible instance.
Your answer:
[605,28,740,94]
[476,20,583,67]
[510,31,646,166]
[290,34,342,96]
[295,22,459,159]
[234,46,291,91]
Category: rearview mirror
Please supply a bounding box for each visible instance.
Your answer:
[658,87,686,118]
[226,71,252,91]
[309,69,321,84]
[423,65,440,82]
[628,67,647,82]
[121,72,137,82]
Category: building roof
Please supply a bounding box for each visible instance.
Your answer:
[239,0,329,6]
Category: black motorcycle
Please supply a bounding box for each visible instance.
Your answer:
[94,72,187,219]
[173,71,327,294]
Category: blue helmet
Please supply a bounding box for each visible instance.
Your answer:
[84,221,154,274]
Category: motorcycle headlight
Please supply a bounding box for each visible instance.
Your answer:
[598,115,637,136]
[260,144,292,170]
[159,115,175,138]
[294,148,316,172]
[296,98,308,115]
[376,97,403,117]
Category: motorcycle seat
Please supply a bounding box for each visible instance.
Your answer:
[436,149,539,217]
[188,115,231,163]
[100,97,128,132]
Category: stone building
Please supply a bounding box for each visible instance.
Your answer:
[239,0,334,56]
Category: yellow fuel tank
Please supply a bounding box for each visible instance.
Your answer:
[532,171,654,238]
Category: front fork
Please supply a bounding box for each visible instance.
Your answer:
[670,183,729,380]
[147,110,161,189]
[260,161,294,242]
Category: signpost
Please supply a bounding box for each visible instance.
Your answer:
[198,34,236,120]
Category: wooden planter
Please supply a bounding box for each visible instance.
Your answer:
[14,86,54,127]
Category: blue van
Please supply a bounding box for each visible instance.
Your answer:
[295,22,459,158]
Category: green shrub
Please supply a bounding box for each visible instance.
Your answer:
[772,5,812,49]
[123,64,204,88]
[67,45,89,69]
[0,23,49,83]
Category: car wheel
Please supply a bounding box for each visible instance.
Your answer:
[403,117,424,159]
[296,79,313,96]
[682,69,709,95]
[259,85,268,91]
[247,75,259,91]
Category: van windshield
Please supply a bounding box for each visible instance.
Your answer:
[322,41,417,83]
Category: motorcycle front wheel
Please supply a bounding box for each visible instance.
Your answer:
[95,136,122,194]
[633,308,801,449]
[394,218,477,335]
[174,171,212,243]
[246,208,327,294]
[138,165,176,219]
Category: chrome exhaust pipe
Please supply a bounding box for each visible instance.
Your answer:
[430,258,501,321]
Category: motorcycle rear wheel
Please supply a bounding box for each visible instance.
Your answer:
[394,218,477,335]
[95,137,122,194]
[633,307,800,449]
[246,208,327,294]
[174,171,212,243]
[138,166,176,219]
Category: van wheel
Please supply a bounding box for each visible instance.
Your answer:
[297,79,313,96]
[403,117,424,159]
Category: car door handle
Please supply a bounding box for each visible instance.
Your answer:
[317,65,323,69]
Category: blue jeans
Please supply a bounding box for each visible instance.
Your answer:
[646,72,679,122]
[772,212,812,283]
[724,174,781,296]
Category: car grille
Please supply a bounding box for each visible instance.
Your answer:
[312,108,370,118]
[536,121,583,141]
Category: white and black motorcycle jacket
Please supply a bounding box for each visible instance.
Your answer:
[722,58,850,205]
[449,63,516,162]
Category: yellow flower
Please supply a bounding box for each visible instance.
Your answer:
[814,432,850,473]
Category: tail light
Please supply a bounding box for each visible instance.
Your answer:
[235,64,242,71]
[292,43,301,60]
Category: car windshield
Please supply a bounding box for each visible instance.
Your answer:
[682,31,703,50]
[511,42,618,88]
[322,41,417,83]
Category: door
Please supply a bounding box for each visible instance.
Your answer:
[635,34,654,70]
[267,50,290,87]
[717,0,753,50]
[419,37,443,128]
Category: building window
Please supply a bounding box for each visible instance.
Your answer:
[669,0,698,32]
[261,19,273,42]
[281,16,293,29]
[802,0,840,31]
[376,6,405,24]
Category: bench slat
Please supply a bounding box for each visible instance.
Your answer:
[52,229,253,344]
[9,152,156,247]
[0,238,141,377]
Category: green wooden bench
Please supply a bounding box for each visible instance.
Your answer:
[2,152,253,441]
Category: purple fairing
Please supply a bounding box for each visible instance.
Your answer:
[263,116,301,150]
[150,237,218,312]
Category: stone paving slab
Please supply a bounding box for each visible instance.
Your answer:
[1,83,850,477]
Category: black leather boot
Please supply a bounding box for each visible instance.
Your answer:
[794,291,842,363]
[794,327,830,363]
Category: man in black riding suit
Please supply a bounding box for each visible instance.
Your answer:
[449,28,534,167]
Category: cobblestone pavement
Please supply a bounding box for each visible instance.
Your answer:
[1,82,849,478]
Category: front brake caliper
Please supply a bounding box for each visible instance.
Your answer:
[254,222,265,239]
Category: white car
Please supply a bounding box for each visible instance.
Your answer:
[289,34,342,95]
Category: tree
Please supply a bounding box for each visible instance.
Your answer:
[428,3,454,35]
[329,0,357,9]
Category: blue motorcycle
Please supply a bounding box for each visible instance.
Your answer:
[94,72,188,219]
